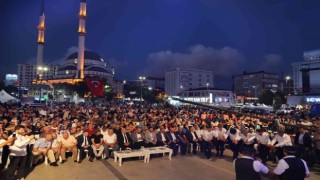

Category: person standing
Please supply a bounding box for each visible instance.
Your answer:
[272,146,310,180]
[6,125,34,180]
[234,147,269,180]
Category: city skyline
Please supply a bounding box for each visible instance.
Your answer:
[1,0,320,89]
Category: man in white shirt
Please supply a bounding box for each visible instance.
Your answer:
[203,126,216,159]
[256,128,270,164]
[6,125,34,180]
[103,128,118,159]
[269,125,292,160]
[60,132,78,163]
[215,124,227,158]
[228,127,242,160]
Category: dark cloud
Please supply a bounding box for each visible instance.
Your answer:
[259,54,282,72]
[144,44,246,77]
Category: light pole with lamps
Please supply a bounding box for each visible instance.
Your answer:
[38,66,48,103]
[139,76,145,101]
[285,76,290,95]
[206,83,209,103]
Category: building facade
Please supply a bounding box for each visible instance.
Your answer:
[18,64,59,87]
[292,49,320,94]
[180,88,233,104]
[165,67,214,96]
[233,71,279,97]
[145,77,165,90]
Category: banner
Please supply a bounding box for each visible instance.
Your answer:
[85,78,104,97]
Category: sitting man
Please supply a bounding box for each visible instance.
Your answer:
[50,133,61,164]
[131,127,145,149]
[60,131,78,163]
[186,126,200,154]
[32,134,58,166]
[156,126,170,146]
[77,130,94,163]
[103,128,118,159]
[117,127,132,150]
[145,126,157,147]
[91,129,104,160]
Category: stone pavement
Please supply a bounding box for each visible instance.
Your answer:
[18,150,320,180]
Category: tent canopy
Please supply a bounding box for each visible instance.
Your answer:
[0,90,19,103]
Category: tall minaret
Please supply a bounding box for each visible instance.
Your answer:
[36,0,45,74]
[77,0,87,79]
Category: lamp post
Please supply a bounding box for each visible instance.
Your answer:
[206,83,209,103]
[38,66,48,103]
[285,76,290,95]
[252,85,257,99]
[139,76,145,101]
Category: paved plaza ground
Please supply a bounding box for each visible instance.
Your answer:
[22,150,320,180]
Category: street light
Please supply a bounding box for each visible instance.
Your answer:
[139,76,146,101]
[206,83,209,103]
[38,66,48,103]
[252,85,257,98]
[285,76,290,95]
[148,87,152,91]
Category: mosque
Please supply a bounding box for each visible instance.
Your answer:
[33,0,123,99]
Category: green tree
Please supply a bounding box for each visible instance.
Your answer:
[273,95,284,110]
[258,90,274,105]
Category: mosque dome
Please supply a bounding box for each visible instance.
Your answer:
[56,50,114,78]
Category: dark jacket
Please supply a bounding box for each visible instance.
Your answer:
[294,132,313,149]
[77,135,92,149]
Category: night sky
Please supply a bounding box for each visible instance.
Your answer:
[1,0,320,89]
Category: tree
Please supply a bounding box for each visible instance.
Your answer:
[273,95,284,110]
[258,90,274,105]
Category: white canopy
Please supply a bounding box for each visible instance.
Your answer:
[0,90,19,103]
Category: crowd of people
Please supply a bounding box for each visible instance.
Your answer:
[0,101,319,180]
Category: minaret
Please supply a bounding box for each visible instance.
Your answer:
[77,0,87,79]
[36,0,45,74]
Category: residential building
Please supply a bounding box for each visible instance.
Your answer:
[180,87,233,104]
[233,71,280,97]
[165,67,214,96]
[18,64,59,87]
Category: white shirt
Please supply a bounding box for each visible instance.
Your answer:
[137,133,143,142]
[203,130,215,141]
[191,131,197,141]
[195,129,201,138]
[256,132,270,145]
[101,130,108,138]
[298,133,304,145]
[161,133,166,142]
[123,134,129,143]
[270,134,292,147]
[273,156,309,176]
[81,135,89,147]
[170,133,177,142]
[9,134,30,156]
[215,128,228,139]
[103,133,117,144]
[242,132,256,145]
[0,139,6,154]
[233,156,269,174]
[51,138,61,148]
[227,129,241,141]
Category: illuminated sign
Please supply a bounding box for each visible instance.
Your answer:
[306,97,320,103]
